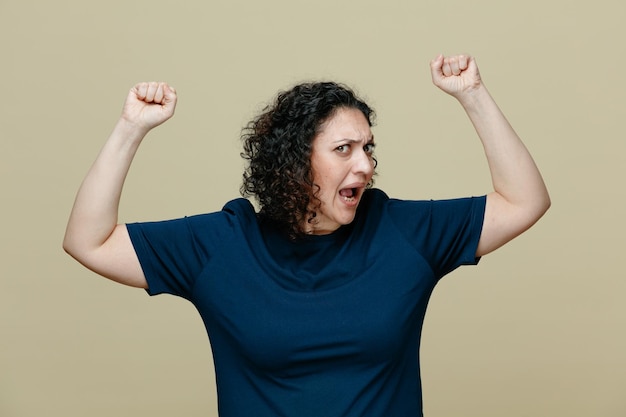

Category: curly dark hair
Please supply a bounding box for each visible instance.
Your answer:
[240,81,376,239]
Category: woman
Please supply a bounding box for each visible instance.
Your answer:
[63,54,550,416]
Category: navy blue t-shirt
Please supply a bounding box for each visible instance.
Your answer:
[127,189,486,417]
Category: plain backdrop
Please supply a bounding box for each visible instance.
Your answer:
[1,0,625,416]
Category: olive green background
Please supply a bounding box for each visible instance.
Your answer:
[2,0,624,416]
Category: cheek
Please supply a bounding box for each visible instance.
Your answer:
[311,158,344,194]
[312,164,330,185]
[318,169,340,188]
[314,175,338,204]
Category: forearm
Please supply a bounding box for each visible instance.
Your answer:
[459,85,550,213]
[63,119,147,257]
[430,54,549,255]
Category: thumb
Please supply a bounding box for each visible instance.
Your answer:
[430,54,444,86]
[429,54,445,83]
[159,84,178,115]
[162,84,177,104]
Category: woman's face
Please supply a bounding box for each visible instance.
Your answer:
[307,107,376,234]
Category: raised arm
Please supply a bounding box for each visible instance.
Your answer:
[63,82,177,287]
[430,54,550,257]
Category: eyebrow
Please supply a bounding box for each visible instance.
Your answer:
[332,135,375,144]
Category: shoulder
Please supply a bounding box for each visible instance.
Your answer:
[362,190,486,235]
[359,188,431,222]
[221,197,258,230]
[127,197,257,243]
[223,197,256,215]
[359,188,389,210]
[386,194,486,216]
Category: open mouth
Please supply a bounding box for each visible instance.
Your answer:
[339,187,358,202]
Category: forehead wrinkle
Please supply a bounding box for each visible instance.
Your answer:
[330,132,374,144]
[316,108,373,144]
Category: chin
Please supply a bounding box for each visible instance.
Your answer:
[338,214,357,226]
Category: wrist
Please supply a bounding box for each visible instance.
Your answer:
[114,117,151,145]
[455,83,492,111]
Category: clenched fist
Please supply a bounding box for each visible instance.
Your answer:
[121,82,177,132]
[430,54,482,98]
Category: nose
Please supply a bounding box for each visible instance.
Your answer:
[353,148,375,177]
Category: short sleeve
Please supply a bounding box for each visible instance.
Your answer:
[387,196,486,278]
[126,198,256,300]
[126,213,224,298]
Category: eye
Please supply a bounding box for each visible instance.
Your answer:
[364,143,376,154]
[336,144,350,153]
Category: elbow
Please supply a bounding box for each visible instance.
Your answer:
[62,234,78,259]
[62,235,97,273]
[508,190,552,235]
[528,190,551,227]
[543,194,552,214]
[62,223,91,261]
[62,229,85,261]
[538,189,552,218]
